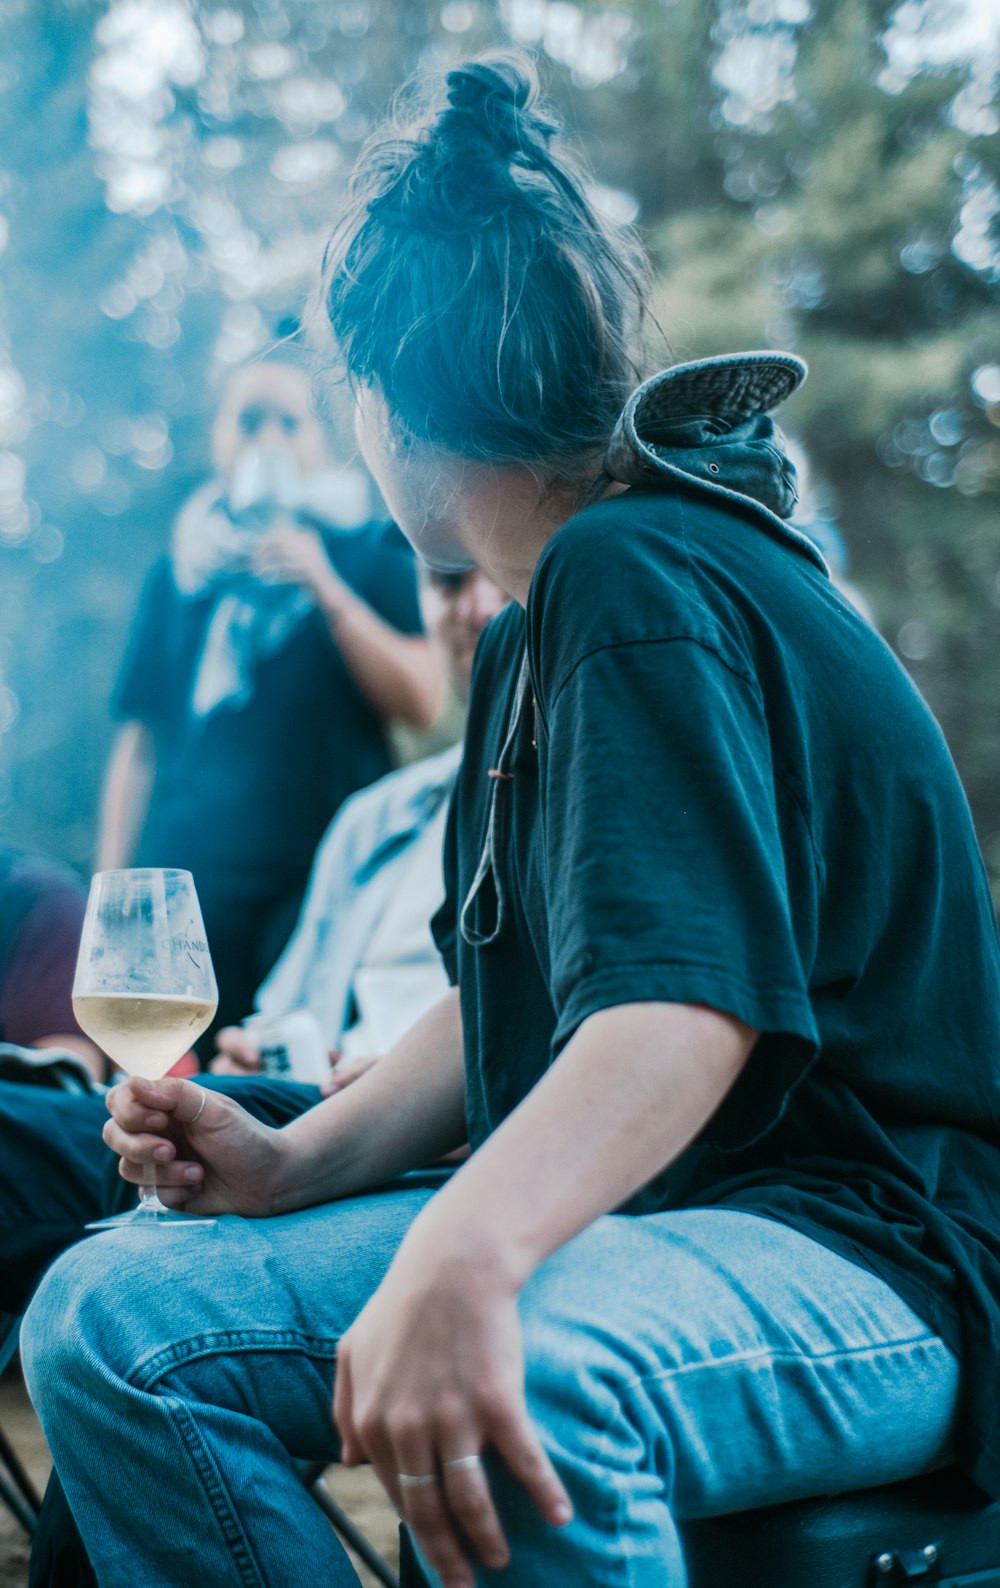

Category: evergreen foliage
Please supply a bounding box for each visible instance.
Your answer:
[0,0,996,900]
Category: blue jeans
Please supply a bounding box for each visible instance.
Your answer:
[21,1196,958,1588]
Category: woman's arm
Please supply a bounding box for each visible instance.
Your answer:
[96,721,155,871]
[408,1000,754,1274]
[253,525,444,729]
[334,1000,756,1584]
[103,988,467,1216]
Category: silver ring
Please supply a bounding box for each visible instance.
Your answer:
[398,1472,437,1490]
[443,1454,482,1472]
[190,1087,207,1123]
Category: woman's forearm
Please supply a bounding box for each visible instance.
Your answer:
[270,988,467,1212]
[406,1001,757,1286]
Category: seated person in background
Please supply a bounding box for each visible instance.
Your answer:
[212,562,501,1092]
[97,354,444,1037]
[0,848,103,1081]
[0,564,506,1320]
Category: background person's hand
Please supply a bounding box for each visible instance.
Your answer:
[208,1026,262,1076]
[253,524,350,613]
[320,1052,377,1096]
[334,1224,572,1588]
[103,1077,285,1216]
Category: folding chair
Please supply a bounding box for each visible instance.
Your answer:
[0,1045,101,1542]
[300,1460,399,1588]
[398,1468,1000,1587]
[0,1312,42,1537]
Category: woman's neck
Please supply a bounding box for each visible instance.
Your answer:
[461,467,619,607]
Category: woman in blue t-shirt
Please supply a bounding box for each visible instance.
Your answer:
[23,50,1000,1588]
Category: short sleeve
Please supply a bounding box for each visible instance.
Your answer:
[357,522,423,637]
[430,785,460,986]
[112,558,174,724]
[538,637,820,1143]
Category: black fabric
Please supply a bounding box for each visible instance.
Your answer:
[680,1467,1000,1588]
[433,481,1000,1495]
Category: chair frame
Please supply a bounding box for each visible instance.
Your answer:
[0,1313,42,1536]
[299,1460,399,1588]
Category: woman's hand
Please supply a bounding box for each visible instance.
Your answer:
[320,1051,375,1096]
[334,1222,572,1588]
[253,525,351,615]
[103,1078,286,1217]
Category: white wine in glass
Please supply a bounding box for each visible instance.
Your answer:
[72,868,218,1229]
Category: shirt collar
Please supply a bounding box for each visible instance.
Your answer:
[602,351,828,573]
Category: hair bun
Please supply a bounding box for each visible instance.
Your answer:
[443,53,556,162]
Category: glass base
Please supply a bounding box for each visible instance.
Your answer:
[85,1206,217,1231]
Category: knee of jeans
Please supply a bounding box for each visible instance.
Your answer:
[21,1234,164,1415]
[520,1285,653,1480]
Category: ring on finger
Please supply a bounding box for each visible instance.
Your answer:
[190,1087,208,1123]
[398,1472,438,1489]
[443,1454,482,1473]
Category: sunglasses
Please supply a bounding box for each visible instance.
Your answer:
[237,404,303,438]
[425,569,472,593]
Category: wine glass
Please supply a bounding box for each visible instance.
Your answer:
[72,868,218,1230]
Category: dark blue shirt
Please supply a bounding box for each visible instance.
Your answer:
[115,520,422,895]
[434,481,1000,1495]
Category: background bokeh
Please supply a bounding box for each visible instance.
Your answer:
[0,0,998,897]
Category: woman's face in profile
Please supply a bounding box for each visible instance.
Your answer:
[353,386,478,576]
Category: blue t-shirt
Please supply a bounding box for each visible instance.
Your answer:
[433,482,1000,1495]
[115,519,422,896]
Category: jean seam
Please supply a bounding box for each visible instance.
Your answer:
[130,1329,340,1392]
[615,1328,943,1398]
[569,1329,949,1572]
[166,1395,267,1588]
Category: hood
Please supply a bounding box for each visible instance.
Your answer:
[602,351,828,574]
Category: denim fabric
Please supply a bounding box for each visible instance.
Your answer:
[0,1075,323,1315]
[22,1201,958,1588]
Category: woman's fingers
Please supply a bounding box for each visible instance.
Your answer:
[105,1084,175,1133]
[491,1406,572,1528]
[393,1475,474,1588]
[372,1416,476,1588]
[439,1446,509,1574]
[369,1414,510,1582]
[117,1153,204,1189]
[103,1119,174,1162]
[332,1342,364,1468]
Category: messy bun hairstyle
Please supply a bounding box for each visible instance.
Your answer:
[318,51,650,478]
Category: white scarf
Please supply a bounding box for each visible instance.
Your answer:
[170,465,371,719]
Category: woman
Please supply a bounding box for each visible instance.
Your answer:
[23,53,1000,1588]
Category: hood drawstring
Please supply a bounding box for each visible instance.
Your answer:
[459,650,530,947]
[459,467,611,951]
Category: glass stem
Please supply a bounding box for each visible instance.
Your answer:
[139,1161,169,1217]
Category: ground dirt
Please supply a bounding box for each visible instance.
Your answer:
[0,1361,400,1588]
